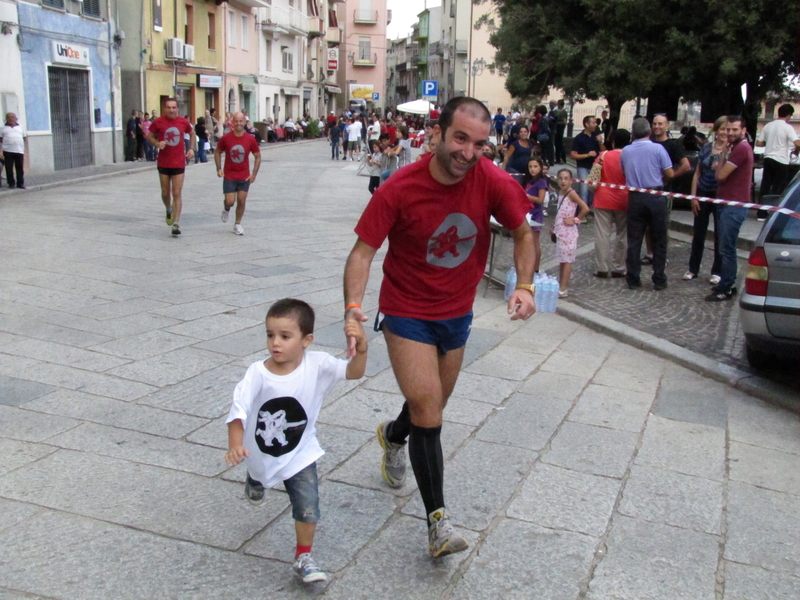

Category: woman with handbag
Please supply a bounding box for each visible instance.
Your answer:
[592,129,631,278]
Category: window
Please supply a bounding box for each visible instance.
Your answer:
[185,4,194,45]
[265,41,272,71]
[83,0,101,18]
[358,37,371,61]
[241,15,248,50]
[282,49,293,72]
[307,0,319,17]
[42,0,64,9]
[228,10,236,47]
[208,12,216,49]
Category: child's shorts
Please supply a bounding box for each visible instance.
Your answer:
[285,462,320,523]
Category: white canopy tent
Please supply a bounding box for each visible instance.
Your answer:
[396,99,434,115]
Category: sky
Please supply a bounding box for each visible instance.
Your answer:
[387,0,441,40]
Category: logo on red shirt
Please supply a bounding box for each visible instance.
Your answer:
[427,213,478,268]
[163,127,182,146]
[229,144,246,163]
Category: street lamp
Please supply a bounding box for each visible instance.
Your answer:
[462,57,486,97]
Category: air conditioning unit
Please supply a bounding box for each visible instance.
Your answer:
[183,44,195,62]
[165,38,184,60]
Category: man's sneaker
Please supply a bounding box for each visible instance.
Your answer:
[244,474,265,505]
[166,210,173,226]
[292,553,328,583]
[233,223,244,235]
[376,421,406,488]
[705,290,735,302]
[171,223,181,236]
[428,509,468,557]
[221,208,229,223]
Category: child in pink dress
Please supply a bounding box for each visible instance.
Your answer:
[553,169,590,297]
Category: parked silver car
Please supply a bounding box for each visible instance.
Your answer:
[739,172,800,368]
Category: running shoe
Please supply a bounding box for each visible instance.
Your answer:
[166,210,173,226]
[428,509,468,557]
[221,208,229,223]
[171,223,181,236]
[233,223,244,235]
[376,421,406,488]
[244,474,265,505]
[292,553,328,583]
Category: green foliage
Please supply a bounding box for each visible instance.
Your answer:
[482,0,799,125]
[306,120,320,138]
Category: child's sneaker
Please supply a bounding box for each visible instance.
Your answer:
[376,421,406,488]
[428,508,468,557]
[292,553,328,583]
[244,474,265,505]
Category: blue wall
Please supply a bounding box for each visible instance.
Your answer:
[18,2,115,131]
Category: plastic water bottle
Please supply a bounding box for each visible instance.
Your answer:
[546,276,558,313]
[534,273,543,308]
[504,267,517,301]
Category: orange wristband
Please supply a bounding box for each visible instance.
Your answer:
[344,303,361,311]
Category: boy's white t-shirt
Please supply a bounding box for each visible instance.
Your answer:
[226,351,348,488]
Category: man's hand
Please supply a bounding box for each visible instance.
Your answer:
[344,308,368,358]
[507,289,536,321]
[587,151,598,158]
[249,173,257,184]
[225,445,249,466]
[691,198,700,216]
[186,148,195,160]
[157,141,166,150]
[217,168,224,178]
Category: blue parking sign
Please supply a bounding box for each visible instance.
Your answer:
[422,80,438,98]
[372,92,380,101]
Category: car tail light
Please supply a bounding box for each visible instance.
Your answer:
[745,247,768,296]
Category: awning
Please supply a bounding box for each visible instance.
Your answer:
[282,87,302,96]
[397,99,434,115]
[238,75,257,92]
[325,84,342,94]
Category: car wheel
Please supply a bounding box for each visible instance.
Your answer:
[745,343,771,370]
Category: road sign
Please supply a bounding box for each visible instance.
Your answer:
[422,80,438,98]
[372,92,380,101]
[327,48,339,71]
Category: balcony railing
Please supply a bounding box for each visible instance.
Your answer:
[354,52,377,66]
[353,10,378,24]
[308,17,325,37]
[325,27,342,44]
[412,51,428,65]
[428,42,441,57]
[261,5,307,35]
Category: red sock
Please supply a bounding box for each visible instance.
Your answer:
[296,545,312,558]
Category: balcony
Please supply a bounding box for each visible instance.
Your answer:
[415,23,428,40]
[353,52,377,67]
[428,41,441,57]
[455,39,468,54]
[395,61,411,72]
[353,10,378,24]
[308,17,325,38]
[260,5,307,36]
[325,27,342,45]
[412,50,428,65]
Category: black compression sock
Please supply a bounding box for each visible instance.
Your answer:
[408,423,445,523]
[387,401,411,445]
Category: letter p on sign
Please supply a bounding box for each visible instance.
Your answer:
[422,80,438,98]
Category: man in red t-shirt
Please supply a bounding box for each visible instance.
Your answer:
[214,112,261,236]
[146,98,195,235]
[342,97,535,558]
[708,115,754,301]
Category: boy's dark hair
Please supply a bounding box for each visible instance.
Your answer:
[267,298,315,337]
[778,104,794,118]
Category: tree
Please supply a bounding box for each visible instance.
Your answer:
[481,0,799,133]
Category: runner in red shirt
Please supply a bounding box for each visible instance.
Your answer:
[146,98,195,235]
[343,97,535,558]
[214,112,261,236]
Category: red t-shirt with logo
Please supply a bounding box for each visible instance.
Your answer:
[717,138,753,204]
[217,132,260,180]
[355,153,530,320]
[150,116,193,169]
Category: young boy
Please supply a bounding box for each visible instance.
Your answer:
[225,298,367,583]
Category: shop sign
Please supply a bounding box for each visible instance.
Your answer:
[51,41,90,66]
[198,74,223,88]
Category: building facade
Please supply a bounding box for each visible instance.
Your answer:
[339,0,388,114]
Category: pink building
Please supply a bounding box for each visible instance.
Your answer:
[222,1,263,120]
[340,0,389,113]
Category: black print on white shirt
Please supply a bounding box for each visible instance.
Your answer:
[253,396,308,457]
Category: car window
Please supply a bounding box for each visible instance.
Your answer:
[765,182,800,246]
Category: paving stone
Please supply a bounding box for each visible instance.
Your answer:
[559,327,618,357]
[507,463,620,537]
[587,515,718,600]
[0,439,57,477]
[315,424,374,478]
[72,297,170,320]
[517,369,586,402]
[322,515,477,600]
[463,344,547,381]
[476,392,571,450]
[0,451,280,550]
[544,421,639,479]
[502,312,580,355]
[539,348,605,381]
[148,299,237,321]
[403,438,537,531]
[88,329,200,361]
[726,481,800,576]
[0,405,81,442]
[450,370,521,405]
[191,324,268,357]
[618,464,723,535]
[64,311,183,338]
[653,363,729,428]
[0,313,112,348]
[0,375,55,406]
[569,383,655,433]
[0,338,131,372]
[106,347,231,387]
[359,367,401,394]
[441,393,497,427]
[319,388,406,433]
[0,509,308,600]
[727,394,800,456]
[47,423,226,476]
[246,480,396,572]
[635,415,726,481]
[723,561,800,600]
[461,326,508,366]
[14,362,158,401]
[0,498,41,535]
[163,313,262,341]
[453,517,597,600]
[729,441,800,496]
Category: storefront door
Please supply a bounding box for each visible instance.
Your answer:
[48,66,93,171]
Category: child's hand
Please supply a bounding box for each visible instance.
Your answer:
[344,317,368,356]
[225,445,249,466]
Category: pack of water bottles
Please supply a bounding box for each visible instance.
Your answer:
[504,268,559,313]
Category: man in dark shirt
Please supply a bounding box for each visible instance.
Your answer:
[125,110,138,162]
[554,100,568,163]
[570,115,601,206]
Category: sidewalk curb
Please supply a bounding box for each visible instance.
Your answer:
[556,301,799,413]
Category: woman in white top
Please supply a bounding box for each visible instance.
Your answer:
[1,113,26,189]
